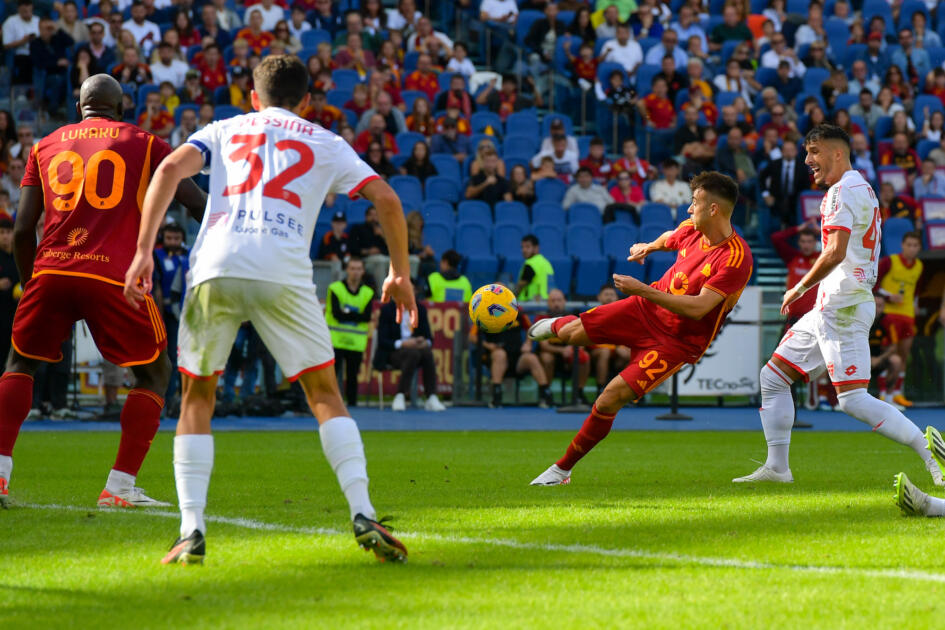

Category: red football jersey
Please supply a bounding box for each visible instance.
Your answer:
[648,220,753,358]
[21,118,173,286]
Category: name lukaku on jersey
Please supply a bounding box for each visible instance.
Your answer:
[233,208,305,237]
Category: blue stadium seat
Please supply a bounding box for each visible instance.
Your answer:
[173,104,198,126]
[882,217,913,256]
[213,105,243,121]
[457,200,493,225]
[504,156,531,175]
[567,203,603,228]
[577,135,593,159]
[340,108,358,128]
[824,18,850,43]
[532,202,565,226]
[715,91,740,108]
[456,223,498,285]
[471,111,503,135]
[437,71,467,93]
[756,67,779,88]
[896,0,929,30]
[862,0,894,34]
[536,178,567,204]
[403,50,420,74]
[424,223,454,257]
[918,139,939,160]
[677,203,690,219]
[505,111,540,139]
[136,83,159,104]
[425,176,461,204]
[493,224,527,273]
[645,251,675,283]
[639,203,675,228]
[326,89,352,109]
[634,64,661,93]
[532,224,566,258]
[400,90,428,111]
[720,40,740,64]
[638,37,661,56]
[604,224,645,279]
[913,95,944,127]
[596,61,627,85]
[494,201,530,226]
[391,154,409,171]
[347,199,373,224]
[503,135,539,158]
[395,131,427,155]
[839,44,867,70]
[421,200,455,229]
[331,69,361,92]
[430,153,462,183]
[514,10,544,46]
[300,29,331,48]
[566,224,607,295]
[832,93,858,114]
[803,68,831,93]
[875,116,893,140]
[389,175,424,209]
[541,113,574,137]
[928,47,945,71]
[213,85,231,105]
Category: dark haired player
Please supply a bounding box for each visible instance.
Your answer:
[0,74,205,509]
[528,172,753,485]
[734,125,944,485]
[125,55,415,564]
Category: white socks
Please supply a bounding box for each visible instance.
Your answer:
[759,362,795,474]
[319,417,375,520]
[926,495,945,517]
[105,469,135,494]
[174,434,214,538]
[0,454,11,480]
[836,389,933,463]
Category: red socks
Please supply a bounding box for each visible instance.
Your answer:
[113,389,164,476]
[551,315,578,336]
[0,373,35,457]
[556,405,617,471]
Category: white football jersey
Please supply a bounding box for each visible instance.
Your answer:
[815,169,881,310]
[185,107,378,288]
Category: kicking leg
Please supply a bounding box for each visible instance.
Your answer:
[527,315,592,345]
[733,357,797,483]
[894,472,945,517]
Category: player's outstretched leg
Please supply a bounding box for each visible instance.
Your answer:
[734,361,795,483]
[0,353,42,508]
[530,375,631,486]
[926,426,945,478]
[299,367,407,563]
[99,352,173,508]
[835,387,943,487]
[894,473,945,517]
[527,315,590,345]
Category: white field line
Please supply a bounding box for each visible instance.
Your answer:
[23,503,945,584]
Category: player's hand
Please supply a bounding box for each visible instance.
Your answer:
[780,288,801,315]
[889,293,904,304]
[627,242,650,264]
[381,271,418,328]
[123,250,154,308]
[613,273,646,295]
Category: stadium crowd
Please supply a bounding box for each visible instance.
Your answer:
[2,0,945,414]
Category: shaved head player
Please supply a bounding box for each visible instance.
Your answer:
[527,172,753,486]
[734,124,944,487]
[0,74,206,508]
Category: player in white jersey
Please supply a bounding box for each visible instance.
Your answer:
[124,56,416,564]
[734,125,944,486]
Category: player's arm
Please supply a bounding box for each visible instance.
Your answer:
[124,144,204,306]
[12,186,44,285]
[780,228,850,315]
[613,274,725,320]
[626,229,676,264]
[173,177,208,222]
[357,178,418,327]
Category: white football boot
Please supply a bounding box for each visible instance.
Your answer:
[391,393,406,412]
[424,394,446,412]
[527,317,560,342]
[530,464,571,486]
[732,465,794,483]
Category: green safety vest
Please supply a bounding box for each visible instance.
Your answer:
[518,254,553,301]
[325,281,374,352]
[427,272,472,303]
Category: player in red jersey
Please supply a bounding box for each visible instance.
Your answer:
[527,172,753,485]
[0,75,206,509]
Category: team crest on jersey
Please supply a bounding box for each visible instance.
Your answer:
[826,362,835,378]
[701,263,711,277]
[669,272,689,295]
[67,228,89,247]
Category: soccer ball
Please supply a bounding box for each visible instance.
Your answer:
[469,284,519,333]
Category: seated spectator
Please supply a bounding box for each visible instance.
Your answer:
[772,60,802,105]
[930,135,945,167]
[637,76,675,130]
[198,4,233,49]
[445,41,475,78]
[401,140,437,182]
[645,29,687,70]
[310,0,343,37]
[430,117,471,162]
[170,105,199,148]
[58,1,88,43]
[709,4,751,51]
[229,66,252,113]
[344,83,372,118]
[761,32,804,77]
[137,91,174,139]
[476,74,534,122]
[716,127,757,200]
[878,181,918,223]
[355,91,407,136]
[476,309,554,409]
[287,5,311,41]
[318,211,351,269]
[599,68,636,121]
[172,9,201,50]
[890,110,916,144]
[470,139,506,178]
[671,5,707,53]
[406,210,436,279]
[405,97,435,137]
[799,104,827,135]
[760,137,808,227]
[1,157,25,206]
[426,250,471,303]
[158,81,180,116]
[197,103,215,128]
[674,105,704,156]
[465,148,511,207]
[580,137,613,185]
[70,47,102,99]
[531,155,559,181]
[530,134,579,183]
[360,0,387,35]
[362,140,397,179]
[303,88,343,129]
[376,299,446,412]
[123,1,161,58]
[150,41,189,89]
[236,10,274,55]
[376,42,404,85]
[536,289,589,399]
[599,21,642,79]
[851,132,877,182]
[84,21,116,70]
[539,117,577,155]
[913,159,945,199]
[246,0,284,31]
[112,46,153,86]
[714,58,753,104]
[803,41,834,72]
[684,88,717,128]
[596,4,620,40]
[717,104,753,139]
[405,52,440,103]
[562,167,612,212]
[348,204,390,285]
[849,88,882,134]
[760,102,795,140]
[891,28,930,88]
[409,16,453,56]
[612,138,653,187]
[656,54,688,104]
[387,0,422,33]
[179,68,210,105]
[884,65,915,113]
[833,109,863,138]
[880,132,921,188]
[30,17,74,114]
[649,159,691,207]
[921,111,945,143]
[608,171,644,207]
[752,126,782,168]
[849,60,880,98]
[434,74,472,120]
[194,43,227,92]
[434,103,471,135]
[587,285,631,395]
[563,40,599,91]
[508,164,536,205]
[334,30,375,75]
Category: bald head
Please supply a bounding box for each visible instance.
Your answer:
[78,74,123,121]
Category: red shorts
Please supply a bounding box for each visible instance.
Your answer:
[12,273,167,367]
[882,314,915,343]
[580,296,690,398]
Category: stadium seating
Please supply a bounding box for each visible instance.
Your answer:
[913,95,944,127]
[300,29,331,49]
[430,154,463,184]
[881,217,914,256]
[604,223,645,280]
[493,224,527,274]
[877,166,908,194]
[395,132,427,155]
[331,69,361,92]
[457,200,493,226]
[471,111,503,135]
[532,202,565,226]
[213,106,243,121]
[505,111,540,139]
[494,201,530,227]
[566,224,608,296]
[424,223,454,257]
[567,203,603,228]
[425,176,462,204]
[389,175,424,210]
[541,114,574,137]
[535,179,567,204]
[326,90,351,109]
[421,200,455,230]
[347,199,373,225]
[639,203,675,229]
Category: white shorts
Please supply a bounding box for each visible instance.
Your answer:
[773,301,874,386]
[178,278,335,381]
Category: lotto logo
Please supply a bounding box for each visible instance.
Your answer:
[845,365,857,376]
[853,268,866,282]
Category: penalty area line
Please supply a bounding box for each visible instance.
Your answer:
[23,503,945,584]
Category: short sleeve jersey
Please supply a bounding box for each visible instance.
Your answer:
[650,220,754,358]
[21,118,172,285]
[816,170,880,310]
[185,107,379,288]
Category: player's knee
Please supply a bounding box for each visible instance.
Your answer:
[597,380,634,414]
[760,363,790,396]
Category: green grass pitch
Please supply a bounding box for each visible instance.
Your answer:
[2,429,944,629]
